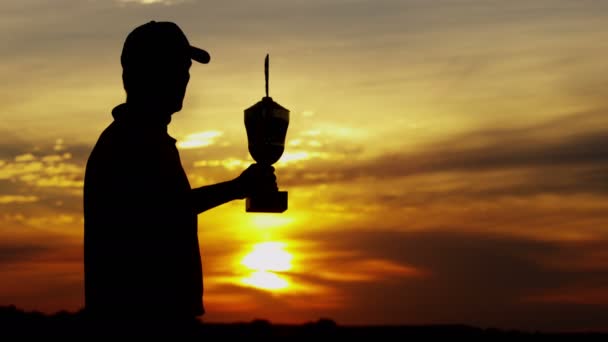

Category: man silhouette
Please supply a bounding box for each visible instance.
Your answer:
[83,21,276,335]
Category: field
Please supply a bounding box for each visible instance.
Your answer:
[1,306,604,340]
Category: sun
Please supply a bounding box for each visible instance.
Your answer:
[240,242,293,291]
[242,242,293,271]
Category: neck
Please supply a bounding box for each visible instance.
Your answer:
[125,100,173,126]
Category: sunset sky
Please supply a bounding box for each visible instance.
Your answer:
[1,0,608,332]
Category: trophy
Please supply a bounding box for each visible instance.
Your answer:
[244,54,290,213]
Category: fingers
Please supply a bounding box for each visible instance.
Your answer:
[248,164,275,178]
[242,163,278,194]
[252,170,277,193]
[249,163,274,173]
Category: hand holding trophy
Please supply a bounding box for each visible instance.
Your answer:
[244,54,290,213]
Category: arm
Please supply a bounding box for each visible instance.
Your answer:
[189,179,244,214]
[189,163,277,214]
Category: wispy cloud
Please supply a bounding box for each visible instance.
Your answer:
[0,195,38,204]
[177,130,223,149]
[0,152,83,189]
[115,0,186,5]
[281,110,608,198]
[287,228,608,329]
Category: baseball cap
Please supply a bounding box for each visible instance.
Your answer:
[121,21,210,69]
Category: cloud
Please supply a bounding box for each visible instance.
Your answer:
[305,257,426,283]
[0,144,85,189]
[0,244,48,264]
[284,228,608,330]
[197,225,608,330]
[176,131,223,149]
[181,121,364,185]
[14,153,36,162]
[194,158,249,171]
[115,0,186,5]
[0,139,90,222]
[0,236,83,313]
[524,286,608,305]
[0,195,38,204]
[0,158,83,189]
[281,110,608,199]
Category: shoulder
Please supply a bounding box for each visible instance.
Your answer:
[86,122,138,177]
[87,123,120,161]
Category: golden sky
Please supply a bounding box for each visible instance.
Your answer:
[1,0,608,331]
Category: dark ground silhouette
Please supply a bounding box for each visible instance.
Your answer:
[1,306,605,339]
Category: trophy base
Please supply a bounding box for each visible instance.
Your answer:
[246,191,288,213]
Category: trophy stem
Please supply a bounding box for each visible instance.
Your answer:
[265,54,269,98]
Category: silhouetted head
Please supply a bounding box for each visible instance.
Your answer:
[121,21,210,119]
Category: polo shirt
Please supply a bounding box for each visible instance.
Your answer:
[83,103,204,320]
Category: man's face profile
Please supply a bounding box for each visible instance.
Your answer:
[147,58,191,114]
[123,56,192,115]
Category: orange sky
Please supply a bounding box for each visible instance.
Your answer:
[1,0,608,332]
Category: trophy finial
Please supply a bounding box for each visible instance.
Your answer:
[265,54,269,98]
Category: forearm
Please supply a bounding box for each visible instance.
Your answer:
[189,179,244,214]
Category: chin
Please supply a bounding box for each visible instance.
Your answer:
[165,101,183,114]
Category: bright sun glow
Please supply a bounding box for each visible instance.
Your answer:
[242,242,292,271]
[240,242,293,291]
[242,271,289,290]
[250,214,295,229]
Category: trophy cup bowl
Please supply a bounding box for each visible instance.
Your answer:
[244,96,289,213]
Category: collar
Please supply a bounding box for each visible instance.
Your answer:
[111,103,176,144]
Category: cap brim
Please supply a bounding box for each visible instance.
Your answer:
[190,46,210,64]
